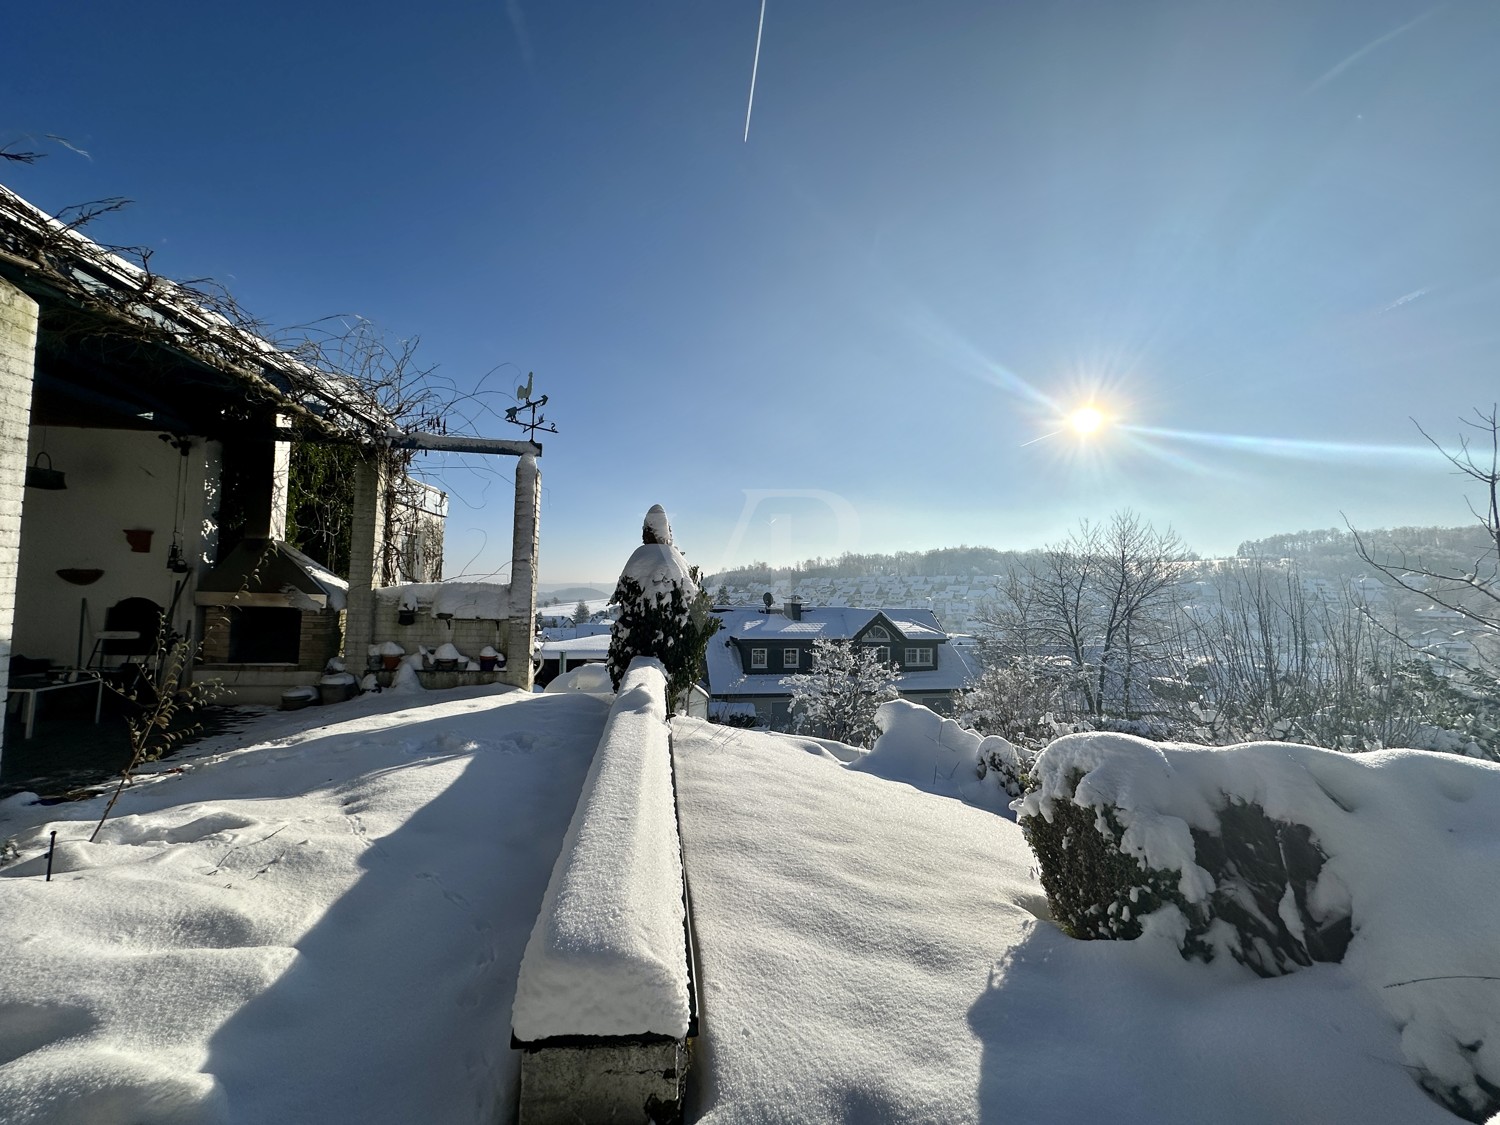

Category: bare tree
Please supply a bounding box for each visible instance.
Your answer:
[987,513,1188,722]
[1350,407,1500,645]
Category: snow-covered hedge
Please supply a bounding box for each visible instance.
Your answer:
[512,658,690,1041]
[1018,732,1500,1121]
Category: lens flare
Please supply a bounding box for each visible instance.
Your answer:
[1068,406,1105,435]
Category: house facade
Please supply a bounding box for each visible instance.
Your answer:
[704,601,981,730]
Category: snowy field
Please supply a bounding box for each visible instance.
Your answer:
[0,686,1481,1124]
[0,686,608,1125]
[674,718,1459,1125]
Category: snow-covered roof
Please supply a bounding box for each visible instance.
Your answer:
[0,185,390,438]
[537,634,612,658]
[714,607,949,643]
[706,632,979,699]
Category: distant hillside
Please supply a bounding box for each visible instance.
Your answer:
[709,525,1492,589]
[537,585,609,603]
[707,545,1022,587]
[1237,525,1492,580]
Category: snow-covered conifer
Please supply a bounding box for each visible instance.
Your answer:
[607,506,720,710]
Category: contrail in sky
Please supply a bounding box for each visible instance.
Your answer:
[744,0,767,142]
[1307,5,1443,93]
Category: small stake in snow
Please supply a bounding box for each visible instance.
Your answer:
[45,831,56,882]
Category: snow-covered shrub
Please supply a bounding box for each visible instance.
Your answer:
[606,506,720,712]
[786,638,897,748]
[1018,732,1500,1122]
[957,657,1082,753]
[975,735,1034,800]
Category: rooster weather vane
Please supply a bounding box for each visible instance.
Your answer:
[504,372,559,442]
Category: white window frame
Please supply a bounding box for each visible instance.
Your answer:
[864,625,891,643]
[783,648,800,669]
[874,645,890,664]
[904,647,933,667]
[750,647,767,669]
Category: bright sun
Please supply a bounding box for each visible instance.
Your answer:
[1067,405,1105,436]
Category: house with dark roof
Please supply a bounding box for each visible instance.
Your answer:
[705,600,981,729]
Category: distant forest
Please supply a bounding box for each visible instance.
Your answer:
[706,525,1492,586]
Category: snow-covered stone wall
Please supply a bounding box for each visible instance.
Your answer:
[368,582,514,676]
[512,657,690,1041]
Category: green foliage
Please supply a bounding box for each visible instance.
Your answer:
[1020,774,1197,945]
[286,442,358,575]
[607,570,720,713]
[1020,773,1352,976]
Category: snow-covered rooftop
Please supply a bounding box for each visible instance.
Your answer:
[714,606,948,642]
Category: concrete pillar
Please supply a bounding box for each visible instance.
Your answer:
[502,453,540,690]
[0,279,39,774]
[343,452,388,665]
[269,414,292,543]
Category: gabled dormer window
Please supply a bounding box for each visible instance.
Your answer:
[864,625,891,643]
[783,648,800,669]
[750,647,767,669]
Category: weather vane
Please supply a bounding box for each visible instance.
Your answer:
[503,371,559,442]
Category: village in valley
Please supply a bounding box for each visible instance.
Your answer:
[3,3,1500,1124]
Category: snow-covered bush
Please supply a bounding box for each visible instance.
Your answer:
[606,506,720,712]
[1018,732,1500,1121]
[957,657,1082,753]
[786,638,897,748]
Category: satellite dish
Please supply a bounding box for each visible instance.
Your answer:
[762,592,774,610]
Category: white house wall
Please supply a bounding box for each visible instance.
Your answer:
[16,426,214,668]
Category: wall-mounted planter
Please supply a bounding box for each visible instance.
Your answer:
[398,609,416,626]
[124,529,153,553]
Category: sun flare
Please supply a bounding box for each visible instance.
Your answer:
[1067,405,1105,436]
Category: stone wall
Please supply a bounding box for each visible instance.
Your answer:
[0,278,38,770]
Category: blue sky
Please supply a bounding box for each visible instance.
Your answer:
[6,0,1499,584]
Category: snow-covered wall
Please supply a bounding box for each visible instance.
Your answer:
[369,582,513,671]
[512,657,690,1041]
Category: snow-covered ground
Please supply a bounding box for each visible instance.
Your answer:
[674,718,1458,1124]
[0,687,1477,1124]
[0,686,608,1125]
